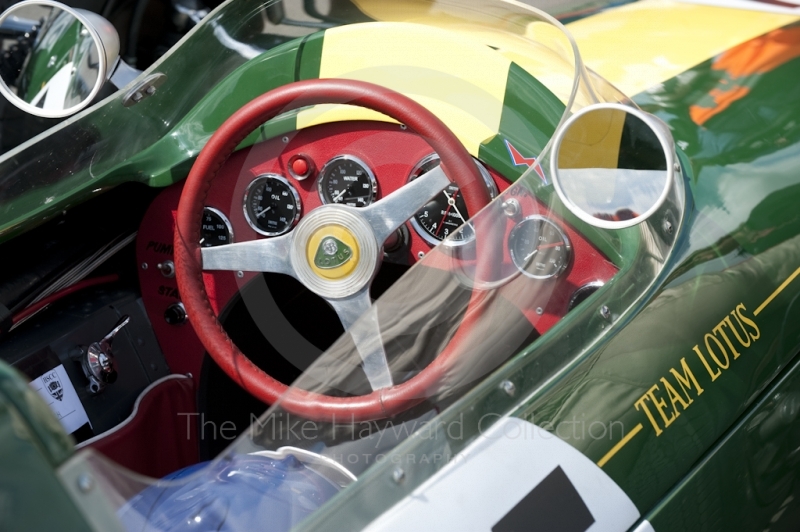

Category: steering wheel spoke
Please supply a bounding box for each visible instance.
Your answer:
[328,289,393,391]
[201,235,295,277]
[361,165,450,244]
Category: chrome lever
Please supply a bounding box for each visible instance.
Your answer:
[82,316,130,394]
[98,316,130,352]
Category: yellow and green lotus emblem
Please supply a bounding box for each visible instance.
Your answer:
[314,236,353,269]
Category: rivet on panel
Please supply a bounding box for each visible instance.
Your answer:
[77,474,94,493]
[392,468,405,484]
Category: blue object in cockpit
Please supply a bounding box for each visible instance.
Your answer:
[119,454,342,531]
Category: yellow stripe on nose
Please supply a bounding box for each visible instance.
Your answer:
[297,22,511,155]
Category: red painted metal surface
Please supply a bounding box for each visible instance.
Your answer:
[86,376,199,479]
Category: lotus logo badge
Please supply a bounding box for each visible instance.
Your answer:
[314,236,353,269]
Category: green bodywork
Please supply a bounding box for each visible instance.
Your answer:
[646,349,800,530]
[0,361,90,529]
[625,29,800,528]
[0,0,799,529]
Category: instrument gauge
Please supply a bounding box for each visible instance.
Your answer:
[508,216,571,279]
[243,174,302,236]
[318,155,377,207]
[408,154,498,245]
[200,207,234,247]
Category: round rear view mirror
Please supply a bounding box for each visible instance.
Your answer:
[0,0,119,118]
[550,104,675,229]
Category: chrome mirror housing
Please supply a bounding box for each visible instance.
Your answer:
[550,103,676,230]
[0,0,122,118]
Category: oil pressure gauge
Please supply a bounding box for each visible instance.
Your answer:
[508,216,571,279]
[244,174,302,236]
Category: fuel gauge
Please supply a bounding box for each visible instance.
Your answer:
[200,207,233,247]
[508,216,571,279]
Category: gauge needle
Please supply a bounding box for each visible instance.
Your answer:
[538,242,564,250]
[436,190,459,237]
[443,190,467,222]
[256,206,272,218]
[436,190,466,236]
[524,242,563,262]
[331,189,347,202]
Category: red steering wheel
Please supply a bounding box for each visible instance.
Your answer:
[174,79,491,421]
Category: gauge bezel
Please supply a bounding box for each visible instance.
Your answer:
[317,155,378,207]
[243,174,302,237]
[568,281,605,311]
[508,215,572,280]
[201,206,235,247]
[407,154,499,247]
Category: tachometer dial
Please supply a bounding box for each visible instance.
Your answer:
[317,155,377,207]
[408,154,498,245]
[243,174,301,236]
[200,207,234,247]
[508,216,571,279]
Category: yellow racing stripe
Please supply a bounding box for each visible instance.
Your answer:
[350,0,798,99]
[297,23,511,155]
[348,0,583,105]
[567,0,799,96]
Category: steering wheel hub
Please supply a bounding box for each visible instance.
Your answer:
[290,205,379,300]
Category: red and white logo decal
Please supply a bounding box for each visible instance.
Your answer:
[505,139,547,183]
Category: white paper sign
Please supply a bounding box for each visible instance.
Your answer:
[30,364,91,434]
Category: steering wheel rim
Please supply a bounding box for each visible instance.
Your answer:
[174,79,491,421]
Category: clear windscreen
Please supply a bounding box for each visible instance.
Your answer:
[52,1,682,531]
[0,0,629,239]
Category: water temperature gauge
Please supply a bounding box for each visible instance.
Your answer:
[317,155,377,207]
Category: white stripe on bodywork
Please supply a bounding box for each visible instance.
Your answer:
[364,417,640,532]
[631,520,657,532]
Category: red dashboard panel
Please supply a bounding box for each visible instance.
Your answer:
[136,121,618,384]
[136,184,256,384]
[197,120,494,262]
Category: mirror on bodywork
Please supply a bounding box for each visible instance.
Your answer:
[551,104,675,229]
[0,0,120,118]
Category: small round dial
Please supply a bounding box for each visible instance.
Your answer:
[318,155,377,207]
[200,207,234,247]
[508,216,571,279]
[409,154,498,245]
[243,174,301,236]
